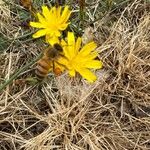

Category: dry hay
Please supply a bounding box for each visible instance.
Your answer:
[0,0,150,150]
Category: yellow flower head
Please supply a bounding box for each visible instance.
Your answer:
[58,32,103,82]
[30,5,71,45]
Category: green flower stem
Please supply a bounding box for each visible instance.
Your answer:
[0,53,43,92]
[79,0,85,29]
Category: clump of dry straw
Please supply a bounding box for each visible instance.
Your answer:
[0,0,150,149]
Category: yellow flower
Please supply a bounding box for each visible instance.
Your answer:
[30,5,71,45]
[58,32,103,82]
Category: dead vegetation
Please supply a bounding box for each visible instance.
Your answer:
[0,0,150,149]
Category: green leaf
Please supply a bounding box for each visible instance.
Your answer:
[0,34,10,53]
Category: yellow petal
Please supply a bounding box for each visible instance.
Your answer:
[57,57,68,66]
[54,30,61,37]
[30,22,46,28]
[60,40,71,59]
[60,11,71,24]
[61,47,70,60]
[51,6,57,17]
[69,69,76,77]
[77,68,97,82]
[77,51,99,63]
[59,23,69,30]
[37,13,47,24]
[61,39,67,47]
[68,32,75,46]
[75,37,82,52]
[32,29,47,38]
[42,6,52,21]
[84,60,103,69]
[88,51,99,60]
[79,41,97,56]
[47,36,60,46]
[56,6,62,18]
[67,32,76,58]
[60,6,71,23]
[46,29,61,36]
[45,34,51,43]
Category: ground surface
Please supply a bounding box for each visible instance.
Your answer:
[0,0,150,150]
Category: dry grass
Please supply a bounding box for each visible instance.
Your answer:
[0,0,150,149]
